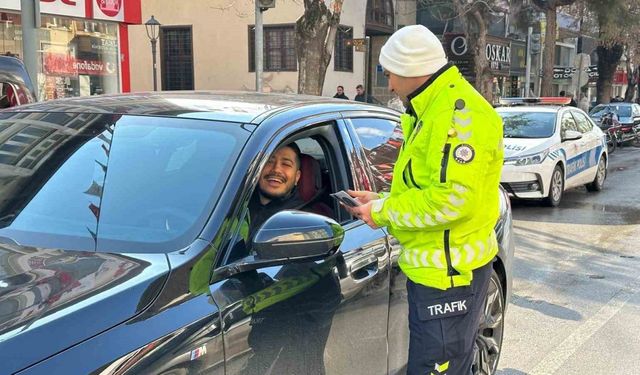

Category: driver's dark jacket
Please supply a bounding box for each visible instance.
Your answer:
[227,188,305,264]
[248,187,305,241]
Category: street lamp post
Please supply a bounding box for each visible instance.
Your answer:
[145,15,161,91]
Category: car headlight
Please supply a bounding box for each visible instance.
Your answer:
[504,150,549,166]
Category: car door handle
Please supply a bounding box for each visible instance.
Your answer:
[339,244,386,299]
[349,255,379,283]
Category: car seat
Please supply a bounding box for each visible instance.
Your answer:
[297,154,334,218]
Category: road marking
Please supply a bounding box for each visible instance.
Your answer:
[529,275,640,375]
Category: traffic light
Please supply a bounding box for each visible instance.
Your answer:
[530,33,541,54]
[258,0,276,9]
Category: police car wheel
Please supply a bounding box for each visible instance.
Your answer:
[586,157,606,192]
[473,269,504,375]
[543,166,564,207]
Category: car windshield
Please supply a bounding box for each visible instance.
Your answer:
[0,112,248,253]
[590,105,632,117]
[499,111,556,138]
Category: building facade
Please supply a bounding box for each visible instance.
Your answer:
[128,0,410,101]
[0,0,142,100]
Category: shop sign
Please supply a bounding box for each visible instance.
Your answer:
[614,70,628,85]
[44,53,117,76]
[442,33,511,78]
[93,0,124,22]
[551,65,599,82]
[553,66,577,80]
[0,0,134,23]
[443,33,475,81]
[92,38,118,54]
[485,36,511,75]
[0,0,86,18]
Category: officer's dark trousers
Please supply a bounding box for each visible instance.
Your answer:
[406,260,493,375]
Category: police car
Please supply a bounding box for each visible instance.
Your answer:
[496,97,608,206]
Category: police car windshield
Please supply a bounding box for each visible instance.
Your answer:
[590,105,631,118]
[500,112,556,138]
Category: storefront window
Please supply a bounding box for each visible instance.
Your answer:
[0,12,120,101]
[39,16,120,100]
[0,13,23,59]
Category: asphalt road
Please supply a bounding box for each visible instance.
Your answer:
[497,146,640,375]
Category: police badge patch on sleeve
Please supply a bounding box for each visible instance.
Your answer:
[453,144,475,164]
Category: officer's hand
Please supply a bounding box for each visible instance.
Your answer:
[347,190,379,205]
[344,201,379,229]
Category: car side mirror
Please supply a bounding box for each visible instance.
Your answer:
[213,210,345,280]
[562,130,582,142]
[253,210,344,260]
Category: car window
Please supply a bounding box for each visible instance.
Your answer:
[499,111,556,138]
[223,135,342,265]
[0,113,248,253]
[590,104,632,118]
[561,112,578,138]
[350,118,403,192]
[634,104,640,116]
[572,111,594,133]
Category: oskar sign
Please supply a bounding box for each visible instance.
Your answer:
[485,41,511,71]
[443,33,512,77]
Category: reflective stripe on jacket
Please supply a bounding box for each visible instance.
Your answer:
[371,65,504,290]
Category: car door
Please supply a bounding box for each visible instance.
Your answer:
[345,115,410,375]
[571,110,604,185]
[559,110,585,189]
[210,120,390,375]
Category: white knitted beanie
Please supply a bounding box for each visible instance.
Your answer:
[379,25,448,78]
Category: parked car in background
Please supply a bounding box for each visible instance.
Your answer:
[0,55,37,108]
[497,97,608,206]
[0,92,514,374]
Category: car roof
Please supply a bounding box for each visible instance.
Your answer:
[5,91,398,124]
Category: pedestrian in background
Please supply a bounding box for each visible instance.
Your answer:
[560,90,577,107]
[333,85,348,100]
[343,25,504,375]
[354,84,371,103]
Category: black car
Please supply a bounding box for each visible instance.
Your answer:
[0,92,514,375]
[0,55,37,108]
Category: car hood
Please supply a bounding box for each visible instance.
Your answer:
[503,137,552,158]
[0,243,170,373]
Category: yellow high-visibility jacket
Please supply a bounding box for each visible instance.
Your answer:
[371,65,504,290]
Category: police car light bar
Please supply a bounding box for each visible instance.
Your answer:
[498,97,572,106]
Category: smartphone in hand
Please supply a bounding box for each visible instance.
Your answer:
[330,191,361,207]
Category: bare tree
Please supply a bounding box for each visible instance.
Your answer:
[584,0,640,103]
[623,43,640,102]
[418,0,514,101]
[531,0,577,96]
[295,0,344,95]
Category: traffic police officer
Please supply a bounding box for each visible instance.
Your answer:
[346,25,504,375]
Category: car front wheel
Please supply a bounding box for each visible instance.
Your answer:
[473,269,505,375]
[544,165,564,207]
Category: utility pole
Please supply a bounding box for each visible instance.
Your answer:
[364,36,370,98]
[525,26,532,97]
[20,0,40,99]
[255,2,264,93]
